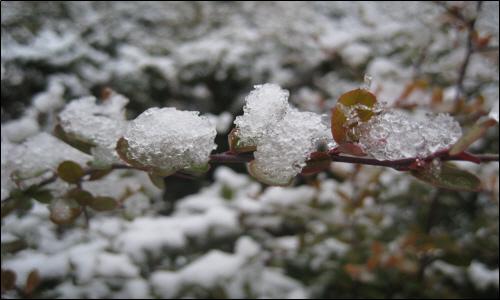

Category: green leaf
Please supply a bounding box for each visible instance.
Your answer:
[54,124,94,154]
[30,189,53,204]
[49,198,82,225]
[57,161,85,184]
[247,161,293,186]
[410,162,482,192]
[87,168,113,181]
[148,173,165,189]
[183,163,211,176]
[88,196,118,211]
[66,188,94,206]
[449,117,497,155]
[331,88,377,145]
[116,137,145,168]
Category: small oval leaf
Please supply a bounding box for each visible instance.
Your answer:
[148,173,165,189]
[57,161,85,184]
[410,162,482,192]
[449,117,497,155]
[247,161,293,186]
[66,188,94,206]
[50,198,82,225]
[89,196,118,211]
[331,88,377,144]
[30,189,53,204]
[25,269,40,296]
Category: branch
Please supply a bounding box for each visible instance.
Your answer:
[454,1,483,102]
[211,149,498,171]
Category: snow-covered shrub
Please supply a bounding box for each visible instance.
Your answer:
[1,2,498,299]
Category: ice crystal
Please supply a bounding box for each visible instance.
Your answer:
[358,110,462,160]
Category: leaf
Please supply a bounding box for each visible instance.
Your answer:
[87,168,113,181]
[183,163,211,176]
[88,196,118,211]
[301,152,331,175]
[148,173,165,189]
[331,88,377,144]
[410,162,481,192]
[66,188,94,206]
[336,143,367,157]
[1,269,16,292]
[449,117,497,155]
[57,161,85,184]
[25,270,40,296]
[30,189,53,204]
[116,137,151,171]
[247,161,293,186]
[50,198,82,225]
[228,128,257,153]
[54,124,94,154]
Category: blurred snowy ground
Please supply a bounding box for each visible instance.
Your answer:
[1,1,499,298]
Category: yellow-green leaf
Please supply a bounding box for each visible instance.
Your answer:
[410,162,481,192]
[449,117,497,155]
[66,188,94,206]
[247,161,293,186]
[54,124,94,154]
[88,196,118,211]
[148,173,165,189]
[57,161,85,184]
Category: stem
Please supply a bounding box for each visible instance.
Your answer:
[2,149,498,209]
[454,1,483,102]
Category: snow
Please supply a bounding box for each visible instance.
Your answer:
[8,133,92,181]
[489,100,499,122]
[468,261,500,290]
[252,108,329,185]
[58,93,129,166]
[234,84,290,147]
[358,110,462,159]
[95,252,140,278]
[123,107,217,174]
[2,117,39,143]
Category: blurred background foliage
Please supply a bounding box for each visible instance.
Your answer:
[1,1,499,299]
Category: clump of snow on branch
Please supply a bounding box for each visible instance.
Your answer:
[235,84,330,185]
[122,107,217,174]
[9,133,91,182]
[358,110,462,160]
[252,109,329,185]
[234,84,289,146]
[58,93,129,166]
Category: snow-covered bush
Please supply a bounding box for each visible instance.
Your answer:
[2,1,499,299]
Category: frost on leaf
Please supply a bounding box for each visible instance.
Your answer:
[250,109,329,186]
[8,133,91,185]
[58,93,129,167]
[357,110,462,160]
[118,107,217,176]
[234,84,289,148]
